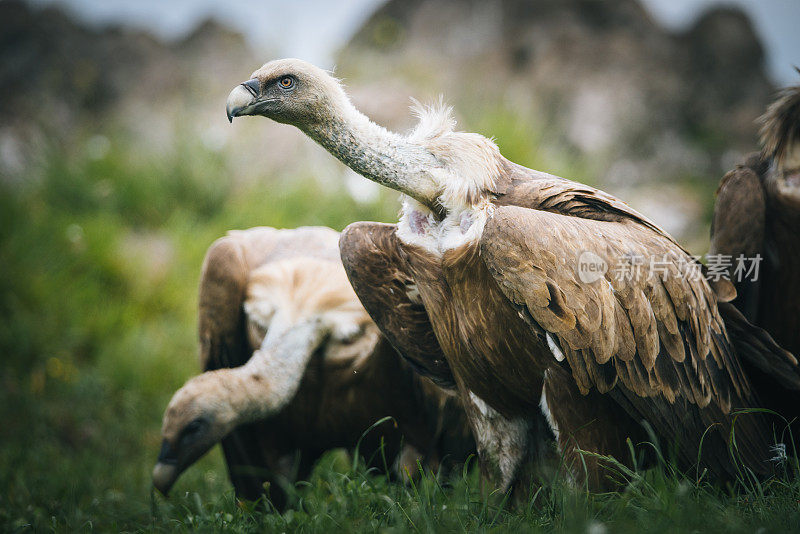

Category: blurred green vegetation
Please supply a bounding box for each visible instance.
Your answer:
[0,129,399,531]
[0,117,797,532]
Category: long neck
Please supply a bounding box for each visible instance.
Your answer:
[302,103,441,207]
[225,316,325,426]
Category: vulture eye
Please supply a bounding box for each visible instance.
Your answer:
[279,76,295,90]
[180,418,207,446]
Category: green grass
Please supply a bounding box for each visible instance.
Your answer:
[1,129,799,533]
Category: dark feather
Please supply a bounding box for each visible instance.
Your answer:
[759,82,800,165]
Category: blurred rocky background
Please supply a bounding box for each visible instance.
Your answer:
[340,0,778,245]
[0,0,797,529]
[2,0,796,247]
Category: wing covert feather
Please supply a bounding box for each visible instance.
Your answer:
[480,205,749,411]
[197,232,268,500]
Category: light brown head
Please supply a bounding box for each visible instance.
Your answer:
[225,58,349,127]
[152,371,239,496]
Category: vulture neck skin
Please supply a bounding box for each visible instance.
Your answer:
[226,316,325,427]
[302,104,441,209]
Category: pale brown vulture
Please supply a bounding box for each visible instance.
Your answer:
[153,226,473,507]
[226,59,800,493]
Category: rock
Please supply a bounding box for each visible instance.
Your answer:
[338,0,773,184]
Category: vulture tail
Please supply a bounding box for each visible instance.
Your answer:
[719,302,800,392]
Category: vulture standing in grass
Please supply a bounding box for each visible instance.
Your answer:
[153,226,473,507]
[226,60,800,493]
[709,82,800,438]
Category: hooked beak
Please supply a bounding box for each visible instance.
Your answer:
[226,79,260,123]
[152,439,179,496]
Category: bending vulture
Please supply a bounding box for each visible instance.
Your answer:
[226,60,800,493]
[153,226,473,507]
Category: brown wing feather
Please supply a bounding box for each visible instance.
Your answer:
[198,226,341,370]
[500,161,681,248]
[501,161,749,309]
[718,302,800,390]
[198,235,250,371]
[339,222,455,388]
[481,205,749,409]
[709,163,766,321]
[198,234,270,500]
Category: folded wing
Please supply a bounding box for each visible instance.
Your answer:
[479,205,784,474]
[339,222,455,388]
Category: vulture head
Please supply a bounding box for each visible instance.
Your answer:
[225,58,498,211]
[152,372,239,495]
[759,82,800,206]
[226,58,347,126]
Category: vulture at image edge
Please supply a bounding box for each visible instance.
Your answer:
[226,60,800,494]
[152,226,473,508]
[710,81,800,353]
[709,81,800,438]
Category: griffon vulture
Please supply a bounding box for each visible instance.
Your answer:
[710,82,800,354]
[153,226,473,507]
[226,60,799,493]
[709,82,800,441]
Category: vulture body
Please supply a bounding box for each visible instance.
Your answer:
[709,83,800,440]
[153,226,473,507]
[710,83,800,355]
[226,60,799,493]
